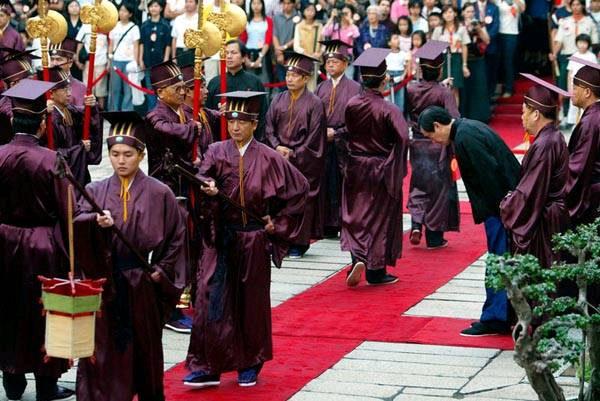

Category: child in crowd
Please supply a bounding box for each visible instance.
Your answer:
[566,34,598,125]
[397,16,413,51]
[427,11,442,38]
[386,33,410,111]
[410,29,427,76]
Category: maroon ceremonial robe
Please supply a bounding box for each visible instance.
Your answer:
[405,80,460,232]
[0,134,70,377]
[47,104,102,185]
[186,139,308,374]
[0,25,24,59]
[146,100,198,196]
[182,105,221,156]
[566,101,600,227]
[341,88,409,270]
[75,171,187,401]
[500,123,570,268]
[0,96,12,144]
[265,88,327,244]
[70,77,86,107]
[314,75,361,232]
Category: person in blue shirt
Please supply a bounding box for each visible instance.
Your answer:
[140,0,172,111]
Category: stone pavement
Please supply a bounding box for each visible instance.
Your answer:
[1,128,581,401]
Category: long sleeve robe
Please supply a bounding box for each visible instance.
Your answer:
[186,139,308,374]
[145,100,198,196]
[182,104,221,154]
[341,88,409,270]
[265,89,327,244]
[405,80,460,232]
[0,134,71,377]
[500,123,570,268]
[45,104,102,185]
[451,118,521,224]
[75,171,187,401]
[566,101,600,227]
[0,26,25,60]
[314,75,361,232]
[0,96,12,145]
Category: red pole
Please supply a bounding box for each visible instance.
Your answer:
[43,67,55,150]
[82,51,95,140]
[192,77,201,160]
[219,58,227,141]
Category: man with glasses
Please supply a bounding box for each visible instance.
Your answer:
[41,66,101,186]
[145,60,202,334]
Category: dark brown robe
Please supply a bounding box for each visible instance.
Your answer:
[314,75,361,232]
[405,80,460,232]
[265,89,327,244]
[75,171,187,401]
[341,88,409,270]
[566,101,600,227]
[0,96,12,144]
[186,139,308,374]
[45,104,102,185]
[145,100,198,196]
[0,134,70,377]
[500,123,570,268]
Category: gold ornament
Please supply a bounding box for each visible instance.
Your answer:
[183,21,221,58]
[80,0,118,34]
[26,10,67,45]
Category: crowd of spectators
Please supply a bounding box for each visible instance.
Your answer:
[1,0,599,122]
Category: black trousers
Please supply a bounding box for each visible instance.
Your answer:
[411,221,445,247]
[2,372,58,401]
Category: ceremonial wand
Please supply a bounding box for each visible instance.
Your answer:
[183,0,220,160]
[163,151,266,224]
[207,0,247,140]
[26,0,68,149]
[54,155,154,274]
[80,0,117,141]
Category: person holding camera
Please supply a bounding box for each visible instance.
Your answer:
[322,4,360,77]
[461,2,491,122]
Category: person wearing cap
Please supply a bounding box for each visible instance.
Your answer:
[418,105,520,336]
[342,47,409,287]
[565,57,600,229]
[205,40,268,141]
[0,78,75,401]
[405,40,460,250]
[145,60,203,334]
[0,49,36,144]
[40,66,102,186]
[265,51,327,258]
[314,40,361,238]
[48,38,87,107]
[499,74,570,269]
[185,91,309,389]
[0,2,25,60]
[74,111,187,401]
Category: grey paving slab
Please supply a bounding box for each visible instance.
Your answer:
[358,342,499,358]
[317,369,469,389]
[345,350,491,367]
[333,359,481,378]
[425,292,485,303]
[304,379,401,398]
[435,283,486,295]
[404,300,483,319]
[289,392,384,401]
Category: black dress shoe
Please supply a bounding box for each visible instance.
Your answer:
[366,268,398,285]
[460,321,511,337]
[38,386,75,401]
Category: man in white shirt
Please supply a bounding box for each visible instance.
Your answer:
[171,0,198,66]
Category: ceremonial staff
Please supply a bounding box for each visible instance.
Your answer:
[80,0,117,141]
[26,0,67,149]
[207,0,247,140]
[183,0,220,160]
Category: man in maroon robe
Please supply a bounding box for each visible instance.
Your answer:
[0,3,25,60]
[265,52,326,258]
[145,60,202,333]
[0,49,36,143]
[75,111,188,401]
[342,48,409,287]
[314,40,361,238]
[185,91,308,388]
[0,79,74,401]
[49,38,86,106]
[40,66,102,185]
[405,41,460,248]
[565,57,600,228]
[500,74,570,268]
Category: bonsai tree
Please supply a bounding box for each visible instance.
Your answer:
[486,218,600,401]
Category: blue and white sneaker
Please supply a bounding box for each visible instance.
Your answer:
[237,364,262,387]
[288,247,303,259]
[183,371,221,388]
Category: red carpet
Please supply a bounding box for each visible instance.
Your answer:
[161,83,530,401]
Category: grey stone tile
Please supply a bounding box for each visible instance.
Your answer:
[404,300,483,319]
[425,293,485,302]
[304,379,401,398]
[345,350,491,367]
[289,391,384,401]
[333,359,481,378]
[318,369,469,389]
[358,342,498,358]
